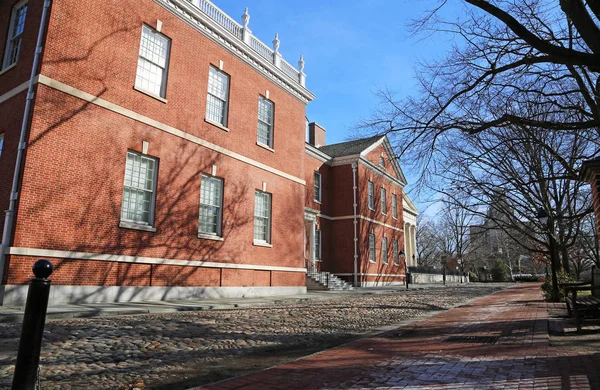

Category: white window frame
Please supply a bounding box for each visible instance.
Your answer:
[135,24,171,98]
[254,190,272,244]
[381,187,387,215]
[392,194,398,219]
[379,156,385,168]
[198,174,224,237]
[206,66,230,126]
[2,1,27,70]
[120,151,158,226]
[314,171,322,202]
[0,133,4,157]
[369,233,376,263]
[368,181,374,210]
[393,239,399,266]
[315,229,322,260]
[382,237,388,265]
[257,95,274,148]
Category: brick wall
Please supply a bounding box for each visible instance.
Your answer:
[2,0,309,289]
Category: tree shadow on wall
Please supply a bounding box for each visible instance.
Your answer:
[6,6,264,303]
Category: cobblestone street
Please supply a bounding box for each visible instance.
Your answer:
[201,284,600,390]
[0,285,505,389]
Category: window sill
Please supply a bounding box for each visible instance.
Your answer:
[382,212,387,216]
[197,233,224,241]
[383,262,389,266]
[314,200,322,204]
[256,142,274,153]
[392,216,398,220]
[393,263,400,267]
[119,221,157,232]
[368,207,375,211]
[253,240,273,248]
[205,118,230,132]
[0,63,17,76]
[133,86,168,103]
[369,260,376,264]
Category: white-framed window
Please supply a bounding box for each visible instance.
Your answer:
[254,190,271,243]
[199,174,223,236]
[369,233,376,263]
[135,25,171,98]
[315,229,321,260]
[121,151,158,225]
[2,1,27,70]
[393,239,399,265]
[379,156,385,168]
[314,171,322,202]
[392,194,398,219]
[381,187,387,214]
[382,237,388,265]
[206,66,230,126]
[257,96,274,147]
[368,181,374,210]
[0,133,4,157]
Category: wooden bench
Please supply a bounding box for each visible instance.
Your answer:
[563,267,600,331]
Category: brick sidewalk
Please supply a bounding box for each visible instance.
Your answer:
[198,284,600,389]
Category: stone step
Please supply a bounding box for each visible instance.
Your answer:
[307,271,353,291]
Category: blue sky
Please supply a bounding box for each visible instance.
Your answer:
[214,0,463,214]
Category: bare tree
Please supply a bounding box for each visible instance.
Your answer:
[362,0,600,179]
[416,214,440,267]
[433,125,594,274]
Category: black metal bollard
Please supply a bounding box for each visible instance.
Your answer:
[12,259,53,390]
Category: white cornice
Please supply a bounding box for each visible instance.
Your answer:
[305,143,331,163]
[359,157,406,188]
[156,0,315,104]
[402,193,419,216]
[330,154,360,166]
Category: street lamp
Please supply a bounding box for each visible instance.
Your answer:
[537,207,559,302]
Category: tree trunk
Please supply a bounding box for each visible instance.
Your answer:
[560,245,570,274]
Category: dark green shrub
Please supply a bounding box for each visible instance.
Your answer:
[541,270,576,301]
[468,271,479,282]
[491,261,509,282]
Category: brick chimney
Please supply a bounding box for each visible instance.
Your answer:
[308,122,326,147]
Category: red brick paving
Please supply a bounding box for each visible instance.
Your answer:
[200,284,600,389]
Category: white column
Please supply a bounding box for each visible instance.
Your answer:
[309,219,316,272]
[404,223,410,265]
[410,225,417,266]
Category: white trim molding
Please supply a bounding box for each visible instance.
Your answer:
[8,247,307,273]
[37,75,306,186]
[318,213,403,232]
[0,78,35,105]
[305,143,331,163]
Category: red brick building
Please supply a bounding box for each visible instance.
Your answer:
[0,0,316,304]
[0,0,418,304]
[304,124,418,287]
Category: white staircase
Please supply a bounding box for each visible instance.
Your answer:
[306,270,353,291]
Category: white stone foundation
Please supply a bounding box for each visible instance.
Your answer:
[0,285,307,306]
